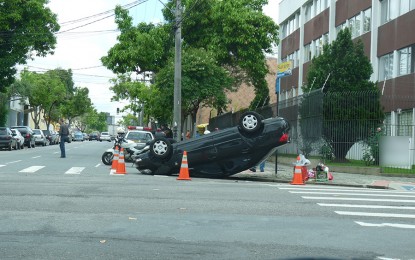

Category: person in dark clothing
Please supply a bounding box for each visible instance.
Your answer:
[59,119,69,158]
[162,125,173,138]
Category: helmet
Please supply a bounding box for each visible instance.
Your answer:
[117,127,125,134]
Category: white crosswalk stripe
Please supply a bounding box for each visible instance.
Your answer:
[278,185,415,229]
[65,167,85,174]
[19,166,45,173]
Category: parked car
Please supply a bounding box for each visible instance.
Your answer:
[0,127,18,151]
[135,111,290,178]
[83,132,89,141]
[99,132,111,142]
[89,132,100,141]
[42,130,59,145]
[33,129,48,146]
[11,129,25,149]
[73,131,84,142]
[10,126,35,148]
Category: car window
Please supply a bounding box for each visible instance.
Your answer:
[126,132,153,142]
[33,129,41,134]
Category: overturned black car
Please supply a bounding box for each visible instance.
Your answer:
[135,111,290,178]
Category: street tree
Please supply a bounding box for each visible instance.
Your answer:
[17,70,66,129]
[102,0,278,123]
[0,0,59,124]
[154,47,233,134]
[301,28,384,162]
[60,87,93,127]
[0,0,59,90]
[83,109,108,133]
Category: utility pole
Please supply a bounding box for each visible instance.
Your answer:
[173,0,182,142]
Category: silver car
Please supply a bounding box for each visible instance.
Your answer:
[33,129,48,146]
[99,132,111,142]
[11,129,25,149]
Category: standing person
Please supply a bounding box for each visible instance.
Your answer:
[59,119,69,158]
[186,130,191,139]
[250,161,266,172]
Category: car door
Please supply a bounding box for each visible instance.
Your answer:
[178,135,217,167]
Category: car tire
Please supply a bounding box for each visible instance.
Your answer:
[102,152,113,165]
[8,143,12,151]
[239,111,262,134]
[149,138,172,160]
[20,142,24,149]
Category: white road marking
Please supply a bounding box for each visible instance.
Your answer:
[356,221,415,229]
[19,166,45,173]
[0,165,5,168]
[65,167,85,174]
[318,203,415,210]
[6,160,22,164]
[291,191,415,198]
[335,211,415,219]
[32,156,41,159]
[280,187,411,194]
[95,164,100,167]
[302,196,415,203]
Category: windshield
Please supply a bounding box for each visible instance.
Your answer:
[33,129,41,134]
[126,132,153,142]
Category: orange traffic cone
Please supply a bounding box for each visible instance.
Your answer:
[111,147,119,173]
[177,151,191,180]
[115,148,126,174]
[291,156,305,185]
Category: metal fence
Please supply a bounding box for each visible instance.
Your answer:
[209,90,415,174]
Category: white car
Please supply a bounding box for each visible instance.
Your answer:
[125,130,154,144]
[33,129,48,146]
[99,132,111,142]
[11,129,25,149]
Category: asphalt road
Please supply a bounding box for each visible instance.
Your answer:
[0,141,414,260]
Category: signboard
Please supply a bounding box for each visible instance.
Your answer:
[275,61,293,94]
[277,61,293,77]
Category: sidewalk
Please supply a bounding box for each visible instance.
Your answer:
[232,163,415,191]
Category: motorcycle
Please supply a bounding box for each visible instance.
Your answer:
[101,135,149,165]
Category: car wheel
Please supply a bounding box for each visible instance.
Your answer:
[8,143,12,151]
[149,138,172,159]
[15,142,18,150]
[102,152,113,165]
[20,142,24,149]
[239,111,262,133]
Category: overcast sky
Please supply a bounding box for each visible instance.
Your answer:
[19,0,279,119]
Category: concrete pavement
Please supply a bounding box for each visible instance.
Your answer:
[231,162,415,191]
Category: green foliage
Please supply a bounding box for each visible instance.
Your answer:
[16,70,66,128]
[363,127,383,166]
[0,93,8,126]
[83,109,107,133]
[154,47,233,132]
[102,0,278,126]
[60,87,93,126]
[301,28,384,161]
[0,0,59,92]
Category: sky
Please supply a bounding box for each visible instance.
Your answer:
[18,0,279,120]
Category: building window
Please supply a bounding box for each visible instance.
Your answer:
[349,15,361,38]
[381,0,415,25]
[398,45,415,76]
[304,1,313,22]
[304,44,311,62]
[363,8,371,33]
[314,37,323,57]
[336,23,346,36]
[379,53,394,80]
